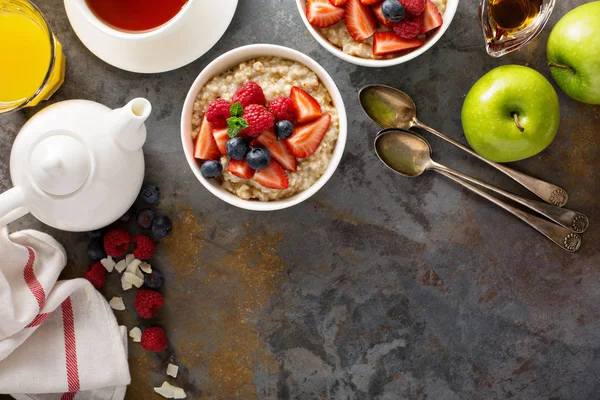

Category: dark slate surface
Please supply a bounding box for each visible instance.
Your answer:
[1,0,599,399]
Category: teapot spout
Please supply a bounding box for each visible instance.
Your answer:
[108,98,152,151]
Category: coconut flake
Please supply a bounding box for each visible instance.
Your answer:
[126,258,144,279]
[115,259,128,273]
[129,327,141,342]
[166,363,179,378]
[154,382,186,399]
[125,253,135,265]
[109,297,125,311]
[123,272,144,288]
[100,256,115,272]
[139,261,152,274]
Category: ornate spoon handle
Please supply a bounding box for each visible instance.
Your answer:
[413,120,569,207]
[435,170,582,252]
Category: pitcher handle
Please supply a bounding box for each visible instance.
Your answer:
[0,188,28,227]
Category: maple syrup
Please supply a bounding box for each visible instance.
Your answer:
[488,0,542,32]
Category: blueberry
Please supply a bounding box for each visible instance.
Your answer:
[226,137,250,160]
[88,238,106,261]
[382,0,405,22]
[137,208,156,229]
[144,268,164,289]
[140,183,160,205]
[119,206,135,223]
[200,160,223,178]
[246,146,271,170]
[275,120,294,140]
[152,215,172,239]
[87,229,104,239]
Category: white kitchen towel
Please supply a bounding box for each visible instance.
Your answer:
[0,227,130,399]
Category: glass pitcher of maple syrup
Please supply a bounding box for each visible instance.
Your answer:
[479,0,555,57]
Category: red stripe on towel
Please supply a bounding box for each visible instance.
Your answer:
[23,247,45,309]
[62,298,80,394]
[60,392,76,400]
[25,312,50,328]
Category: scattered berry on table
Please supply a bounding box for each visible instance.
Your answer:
[84,262,107,289]
[140,184,160,205]
[144,268,164,289]
[393,14,423,39]
[399,0,426,16]
[242,104,275,137]
[133,235,157,260]
[382,0,406,22]
[152,215,173,240]
[136,208,156,229]
[206,99,232,128]
[135,290,165,319]
[226,137,250,160]
[119,206,135,223]
[88,238,107,261]
[140,326,167,352]
[103,228,132,258]
[200,160,223,178]
[232,81,266,107]
[87,229,104,239]
[268,97,297,122]
[246,146,271,170]
[275,120,294,140]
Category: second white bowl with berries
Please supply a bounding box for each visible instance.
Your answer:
[297,0,459,67]
[181,44,347,211]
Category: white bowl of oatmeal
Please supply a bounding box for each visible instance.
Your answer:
[181,44,347,211]
[296,0,459,67]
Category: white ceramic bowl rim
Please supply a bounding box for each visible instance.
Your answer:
[295,0,459,67]
[180,44,348,211]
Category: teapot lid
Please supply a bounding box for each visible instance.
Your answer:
[29,133,91,196]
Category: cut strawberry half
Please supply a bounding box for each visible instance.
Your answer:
[372,2,394,27]
[255,129,298,172]
[290,86,322,124]
[212,128,229,155]
[285,114,331,159]
[329,0,346,5]
[373,32,424,56]
[306,0,345,28]
[194,116,220,160]
[420,0,443,34]
[360,0,381,4]
[227,159,255,179]
[345,0,378,41]
[253,161,289,189]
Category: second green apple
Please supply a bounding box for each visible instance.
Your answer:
[461,65,560,163]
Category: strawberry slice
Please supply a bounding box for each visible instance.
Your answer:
[372,2,393,27]
[290,86,322,124]
[256,129,298,172]
[285,114,331,159]
[194,116,220,160]
[345,0,378,41]
[373,32,424,56]
[420,0,443,34]
[306,0,345,28]
[227,159,255,179]
[212,128,229,155]
[329,0,346,5]
[360,0,381,4]
[253,161,289,189]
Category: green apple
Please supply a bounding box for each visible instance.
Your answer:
[547,1,600,105]
[461,65,560,163]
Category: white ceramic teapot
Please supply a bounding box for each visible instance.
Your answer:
[0,98,151,231]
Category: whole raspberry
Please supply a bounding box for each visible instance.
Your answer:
[393,15,423,39]
[267,97,297,122]
[134,289,164,319]
[232,81,266,107]
[133,235,156,260]
[83,262,106,289]
[205,99,231,128]
[141,327,167,352]
[399,0,426,16]
[103,229,132,258]
[242,104,275,137]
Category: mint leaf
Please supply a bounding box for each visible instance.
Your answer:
[230,102,244,118]
[226,117,248,138]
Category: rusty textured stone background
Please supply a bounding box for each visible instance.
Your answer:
[1,0,599,399]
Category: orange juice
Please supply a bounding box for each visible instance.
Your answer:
[0,0,66,113]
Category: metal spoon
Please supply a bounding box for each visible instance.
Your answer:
[359,84,569,208]
[374,129,582,252]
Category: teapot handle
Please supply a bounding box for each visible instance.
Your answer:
[0,187,28,228]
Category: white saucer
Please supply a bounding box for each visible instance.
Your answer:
[64,0,238,73]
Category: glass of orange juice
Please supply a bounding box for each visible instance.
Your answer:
[0,0,66,114]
